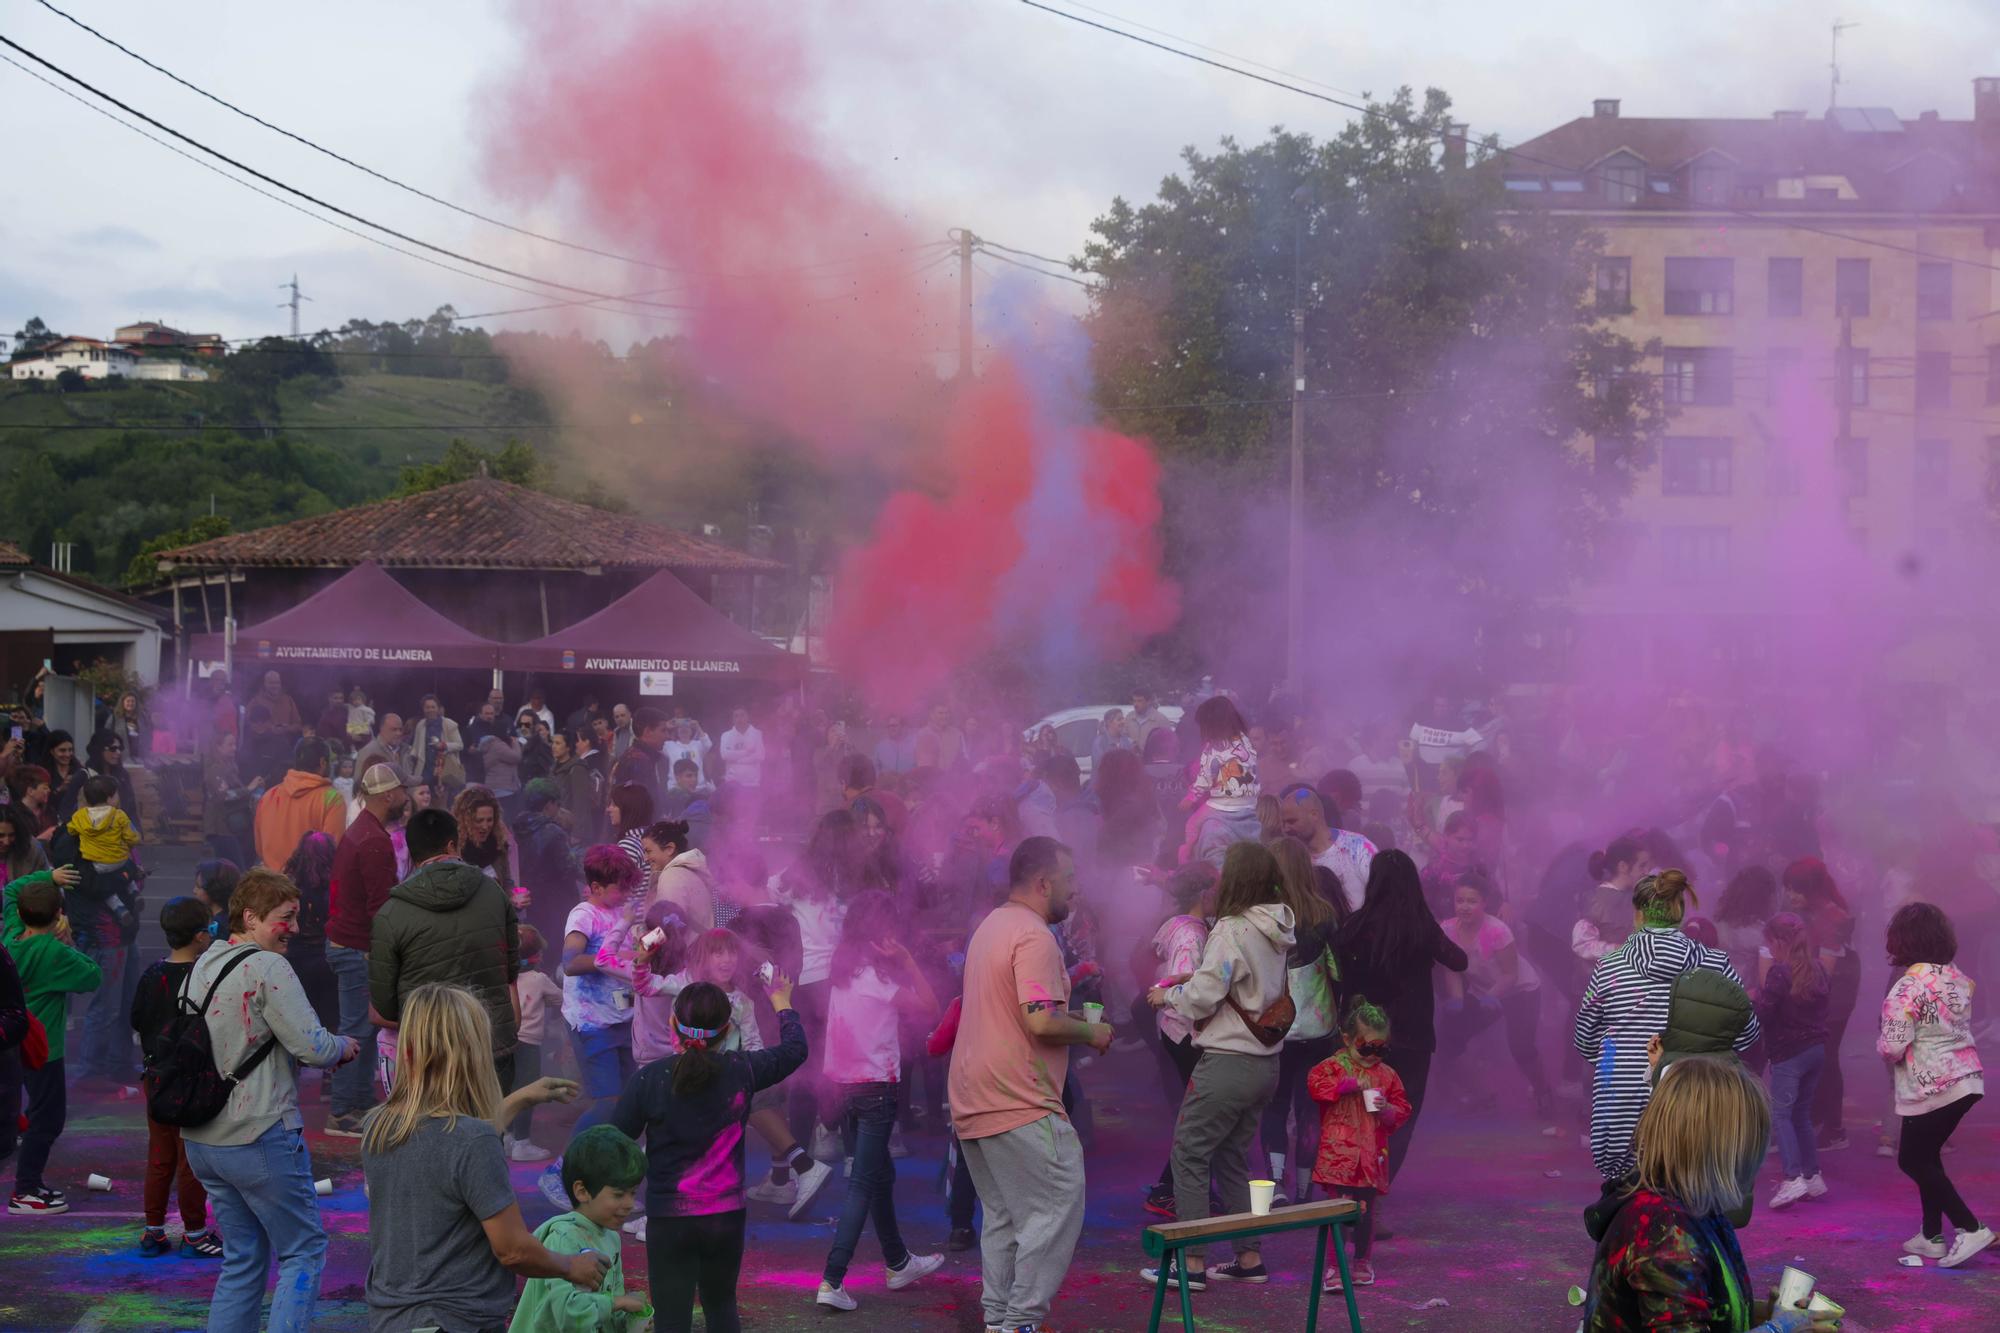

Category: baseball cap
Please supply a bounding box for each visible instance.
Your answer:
[361,763,405,796]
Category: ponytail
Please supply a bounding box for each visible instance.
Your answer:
[1764,912,1821,997]
[1341,993,1390,1039]
[1632,868,1697,927]
[1589,835,1644,884]
[670,982,732,1097]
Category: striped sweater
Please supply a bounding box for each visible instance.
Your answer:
[1574,928,1760,1180]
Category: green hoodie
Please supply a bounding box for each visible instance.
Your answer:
[505,1211,631,1332]
[11,929,102,1063]
[367,858,519,1055]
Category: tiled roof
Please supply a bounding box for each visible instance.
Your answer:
[0,541,30,566]
[154,477,781,574]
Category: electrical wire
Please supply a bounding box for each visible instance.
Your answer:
[1017,0,2000,282]
[976,237,1089,272]
[975,248,1095,288]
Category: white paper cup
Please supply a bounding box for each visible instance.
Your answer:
[1363,1088,1384,1112]
[1776,1266,1814,1309]
[1248,1179,1275,1216]
[1806,1292,1844,1317]
[85,1173,112,1192]
[314,1178,333,1197]
[1081,1003,1104,1025]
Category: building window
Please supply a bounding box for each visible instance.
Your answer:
[1915,439,1950,498]
[1503,175,1545,192]
[1594,258,1632,313]
[1664,258,1734,315]
[1602,160,1643,205]
[1838,438,1869,497]
[1765,348,1800,407]
[1767,258,1803,317]
[1661,526,1731,580]
[1836,258,1870,316]
[1661,437,1734,495]
[1766,446,1802,497]
[1847,348,1870,405]
[1692,165,1732,205]
[1917,350,1951,409]
[1918,262,1953,320]
[1550,177,1587,193]
[1663,347,1734,406]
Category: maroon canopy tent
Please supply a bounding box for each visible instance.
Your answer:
[190,561,503,670]
[498,570,798,683]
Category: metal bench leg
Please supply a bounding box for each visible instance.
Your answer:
[1146,1249,1171,1333]
[1332,1220,1363,1331]
[1177,1244,1196,1330]
[1306,1223,1328,1328]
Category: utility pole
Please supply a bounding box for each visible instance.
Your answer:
[1828,19,1860,111]
[1285,194,1309,695]
[277,273,312,339]
[951,228,975,381]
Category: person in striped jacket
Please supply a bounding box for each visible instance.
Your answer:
[1574,870,1761,1180]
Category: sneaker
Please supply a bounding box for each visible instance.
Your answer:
[1903,1233,1948,1259]
[1323,1259,1374,1291]
[138,1226,172,1257]
[1271,1191,1291,1208]
[1877,1138,1897,1159]
[816,1280,858,1311]
[181,1229,224,1259]
[1816,1128,1850,1153]
[1769,1177,1810,1210]
[1138,1261,1206,1292]
[887,1127,911,1160]
[8,1186,67,1214]
[745,1176,798,1207]
[536,1163,570,1211]
[885,1252,944,1290]
[1803,1173,1827,1199]
[1208,1261,1269,1284]
[949,1227,977,1252]
[1941,1226,1994,1269]
[324,1113,367,1139]
[789,1159,833,1220]
[1142,1185,1177,1219]
[622,1217,647,1243]
[507,1136,552,1163]
[812,1124,841,1161]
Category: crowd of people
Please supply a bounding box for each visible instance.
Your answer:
[0,667,1988,1331]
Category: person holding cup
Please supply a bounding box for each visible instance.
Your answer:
[1582,1055,1840,1332]
[1305,996,1411,1291]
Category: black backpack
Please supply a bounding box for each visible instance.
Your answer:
[146,946,279,1128]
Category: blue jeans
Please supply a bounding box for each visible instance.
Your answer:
[1769,1044,1825,1180]
[569,1023,635,1134]
[73,940,131,1080]
[824,1083,909,1286]
[184,1122,327,1333]
[325,944,375,1117]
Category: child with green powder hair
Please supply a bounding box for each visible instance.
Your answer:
[508,1125,651,1331]
[1307,994,1411,1292]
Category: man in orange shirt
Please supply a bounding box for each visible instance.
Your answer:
[948,837,1109,1333]
[251,737,346,869]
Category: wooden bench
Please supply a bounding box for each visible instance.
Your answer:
[1142,1197,1365,1332]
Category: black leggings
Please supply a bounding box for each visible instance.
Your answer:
[1437,990,1549,1094]
[1813,951,1861,1134]
[647,1210,747,1333]
[1383,1045,1433,1184]
[1327,1184,1378,1259]
[1899,1094,1982,1239]
[1259,1034,1339,1171]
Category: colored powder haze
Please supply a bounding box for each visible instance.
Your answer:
[481,0,1176,706]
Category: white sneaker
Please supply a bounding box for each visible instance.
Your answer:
[536,1164,569,1211]
[888,1128,910,1159]
[507,1137,552,1163]
[816,1280,858,1311]
[1941,1226,1994,1269]
[1769,1177,1810,1210]
[745,1177,798,1207]
[1903,1233,1948,1259]
[622,1217,647,1242]
[812,1125,841,1161]
[789,1159,833,1219]
[1802,1173,1827,1199]
[886,1252,945,1291]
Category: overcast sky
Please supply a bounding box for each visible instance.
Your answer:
[4,0,1998,351]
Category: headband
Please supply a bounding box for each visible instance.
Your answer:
[675,1020,723,1041]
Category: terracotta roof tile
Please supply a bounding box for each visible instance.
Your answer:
[0,541,30,566]
[154,477,779,574]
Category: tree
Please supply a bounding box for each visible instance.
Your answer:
[10,316,56,357]
[1081,89,1664,688]
[124,514,231,588]
[396,439,541,495]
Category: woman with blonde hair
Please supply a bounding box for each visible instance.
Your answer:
[361,983,604,1332]
[1584,1055,1836,1332]
[1259,835,1344,1203]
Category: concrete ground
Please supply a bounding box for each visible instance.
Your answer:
[3,849,1995,1330]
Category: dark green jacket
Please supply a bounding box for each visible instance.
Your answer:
[1656,968,1765,1229]
[368,859,519,1056]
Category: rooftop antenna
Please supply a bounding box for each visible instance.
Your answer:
[1829,18,1860,111]
[277,273,313,339]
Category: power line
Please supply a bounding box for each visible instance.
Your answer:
[1017,0,2000,283]
[975,248,1095,288]
[976,237,1087,272]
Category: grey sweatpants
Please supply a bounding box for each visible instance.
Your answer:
[1172,1049,1281,1261]
[960,1113,1086,1329]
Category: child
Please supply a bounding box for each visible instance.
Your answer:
[7,878,103,1214]
[539,846,650,1211]
[67,774,140,882]
[1137,861,1216,1217]
[1178,696,1259,863]
[648,929,829,1223]
[1757,912,1830,1210]
[507,1125,651,1332]
[506,926,568,1164]
[611,978,808,1333]
[191,858,239,938]
[815,890,944,1312]
[1307,995,1412,1291]
[128,896,222,1257]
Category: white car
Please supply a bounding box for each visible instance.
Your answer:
[1025,704,1183,779]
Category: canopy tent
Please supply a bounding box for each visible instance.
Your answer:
[498,570,799,683]
[190,561,503,671]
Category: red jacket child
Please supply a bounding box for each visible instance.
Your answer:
[1307,1047,1412,1194]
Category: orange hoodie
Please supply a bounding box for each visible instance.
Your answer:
[252,768,346,869]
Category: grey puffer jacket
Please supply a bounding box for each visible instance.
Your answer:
[368,858,519,1055]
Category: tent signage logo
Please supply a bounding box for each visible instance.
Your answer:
[257,641,436,663]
